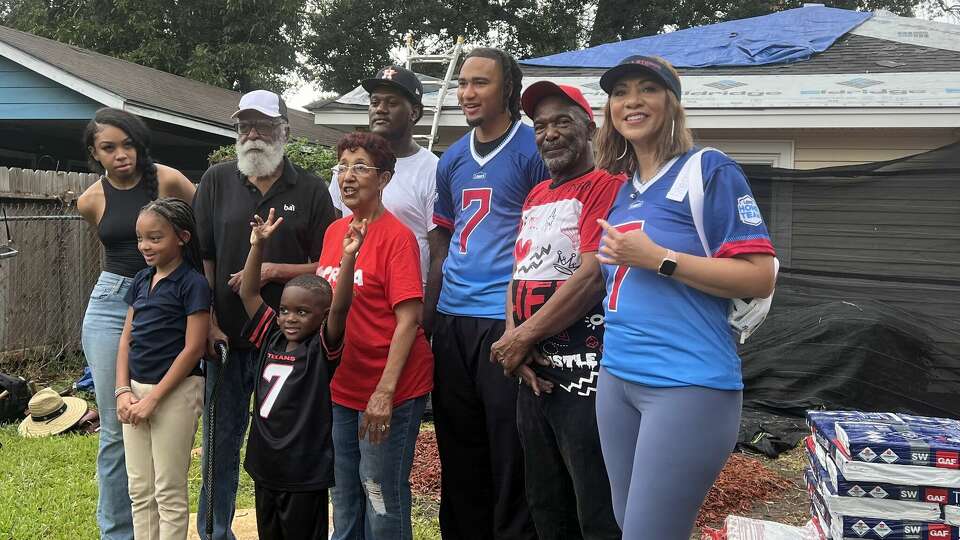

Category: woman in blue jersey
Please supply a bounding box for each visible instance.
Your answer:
[591,55,776,539]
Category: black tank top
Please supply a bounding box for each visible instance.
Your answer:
[97,177,153,277]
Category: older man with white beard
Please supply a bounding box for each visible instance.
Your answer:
[192,89,336,540]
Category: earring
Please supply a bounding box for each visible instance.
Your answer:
[670,120,675,140]
[617,143,628,160]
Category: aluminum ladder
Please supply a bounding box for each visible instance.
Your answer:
[405,35,465,152]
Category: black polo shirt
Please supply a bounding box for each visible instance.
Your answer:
[124,261,210,384]
[193,157,335,347]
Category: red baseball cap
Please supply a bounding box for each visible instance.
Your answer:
[521,81,594,121]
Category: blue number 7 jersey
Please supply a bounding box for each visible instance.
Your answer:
[433,122,549,318]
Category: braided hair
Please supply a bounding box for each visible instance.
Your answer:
[139,197,202,272]
[83,108,159,199]
[463,47,523,121]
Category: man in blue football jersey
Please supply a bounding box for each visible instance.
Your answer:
[425,47,549,540]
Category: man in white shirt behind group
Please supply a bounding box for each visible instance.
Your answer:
[328,64,438,286]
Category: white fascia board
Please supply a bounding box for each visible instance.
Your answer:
[316,106,960,131]
[0,41,123,108]
[124,103,235,138]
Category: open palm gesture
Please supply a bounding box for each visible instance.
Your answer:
[249,207,284,246]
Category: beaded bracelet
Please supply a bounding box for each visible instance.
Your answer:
[114,386,132,398]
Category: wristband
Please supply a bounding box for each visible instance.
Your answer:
[114,386,132,398]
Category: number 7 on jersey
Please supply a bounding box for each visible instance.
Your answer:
[459,188,492,254]
[607,220,644,312]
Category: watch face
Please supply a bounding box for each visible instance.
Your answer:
[659,259,678,276]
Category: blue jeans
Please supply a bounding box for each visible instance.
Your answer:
[331,395,427,540]
[196,347,256,540]
[81,271,135,540]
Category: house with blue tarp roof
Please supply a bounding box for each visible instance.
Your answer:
[313,5,960,169]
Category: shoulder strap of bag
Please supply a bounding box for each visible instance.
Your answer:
[667,147,716,257]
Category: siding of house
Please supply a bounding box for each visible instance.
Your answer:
[0,57,99,119]
[697,128,960,169]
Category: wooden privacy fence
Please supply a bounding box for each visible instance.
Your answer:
[0,167,100,360]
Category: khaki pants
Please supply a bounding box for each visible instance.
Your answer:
[122,375,203,540]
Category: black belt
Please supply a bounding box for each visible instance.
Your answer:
[31,403,67,422]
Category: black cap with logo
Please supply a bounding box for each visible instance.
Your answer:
[362,65,424,106]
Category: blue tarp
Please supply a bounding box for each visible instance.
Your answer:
[521,6,872,68]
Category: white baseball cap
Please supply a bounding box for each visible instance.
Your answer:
[232,89,288,119]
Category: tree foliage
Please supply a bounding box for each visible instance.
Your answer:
[0,0,307,94]
[209,138,337,184]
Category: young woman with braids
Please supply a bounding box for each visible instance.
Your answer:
[114,197,209,539]
[76,108,195,539]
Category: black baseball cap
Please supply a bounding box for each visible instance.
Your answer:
[362,65,424,106]
[599,55,682,101]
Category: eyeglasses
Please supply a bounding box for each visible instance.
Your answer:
[330,164,381,176]
[236,120,282,135]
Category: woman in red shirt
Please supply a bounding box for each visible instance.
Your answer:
[316,132,433,539]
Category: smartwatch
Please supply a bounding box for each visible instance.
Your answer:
[657,249,678,277]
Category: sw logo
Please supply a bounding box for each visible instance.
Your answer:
[284,204,295,211]
[904,524,922,535]
[912,452,932,464]
[899,488,919,500]
[935,451,959,469]
[737,195,763,226]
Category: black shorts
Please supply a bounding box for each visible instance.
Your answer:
[254,484,328,540]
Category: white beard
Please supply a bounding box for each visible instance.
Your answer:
[236,138,285,178]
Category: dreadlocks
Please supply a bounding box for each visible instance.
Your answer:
[139,197,202,272]
[463,47,523,121]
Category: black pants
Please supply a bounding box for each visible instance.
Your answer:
[517,381,621,540]
[254,484,328,540]
[431,314,536,540]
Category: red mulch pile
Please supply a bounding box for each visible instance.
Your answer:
[695,453,793,528]
[411,429,442,500]
[412,431,791,523]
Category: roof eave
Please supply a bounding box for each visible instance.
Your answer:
[0,38,235,138]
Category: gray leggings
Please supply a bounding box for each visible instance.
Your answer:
[595,367,742,540]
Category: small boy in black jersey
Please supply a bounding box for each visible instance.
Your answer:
[238,207,365,539]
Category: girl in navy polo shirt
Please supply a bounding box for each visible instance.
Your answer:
[114,197,210,540]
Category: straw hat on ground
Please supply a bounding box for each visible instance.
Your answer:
[18,387,88,437]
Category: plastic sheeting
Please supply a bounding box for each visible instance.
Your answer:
[521,6,871,68]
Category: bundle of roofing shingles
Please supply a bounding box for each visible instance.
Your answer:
[806,410,960,539]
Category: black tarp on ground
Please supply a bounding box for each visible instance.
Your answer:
[732,142,960,455]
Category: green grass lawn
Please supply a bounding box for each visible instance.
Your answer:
[0,422,440,539]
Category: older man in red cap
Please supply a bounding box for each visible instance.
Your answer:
[489,82,623,540]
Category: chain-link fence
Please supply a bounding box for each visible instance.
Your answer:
[0,168,100,377]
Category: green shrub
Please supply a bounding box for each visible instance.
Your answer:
[208,137,337,184]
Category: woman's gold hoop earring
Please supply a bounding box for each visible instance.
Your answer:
[617,143,629,160]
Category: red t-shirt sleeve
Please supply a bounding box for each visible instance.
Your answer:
[383,228,424,309]
[579,172,626,253]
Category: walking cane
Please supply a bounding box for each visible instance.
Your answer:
[205,340,229,540]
